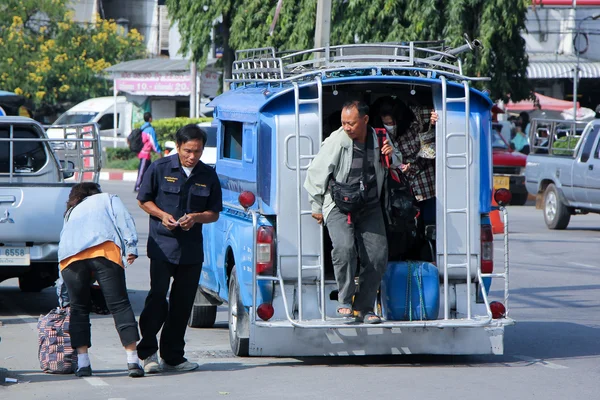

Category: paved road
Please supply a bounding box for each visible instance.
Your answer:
[1,181,599,399]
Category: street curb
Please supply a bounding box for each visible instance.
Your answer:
[100,170,137,182]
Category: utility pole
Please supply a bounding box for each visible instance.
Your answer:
[314,0,332,49]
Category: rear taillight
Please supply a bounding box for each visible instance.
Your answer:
[257,303,275,321]
[481,223,493,273]
[256,226,274,275]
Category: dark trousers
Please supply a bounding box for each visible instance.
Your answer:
[418,197,437,226]
[326,205,388,313]
[137,259,202,366]
[61,257,139,349]
[135,158,152,191]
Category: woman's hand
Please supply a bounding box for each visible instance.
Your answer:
[430,111,438,125]
[400,163,411,173]
[126,254,137,265]
[381,139,394,156]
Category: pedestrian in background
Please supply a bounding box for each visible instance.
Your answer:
[134,112,162,192]
[136,124,222,373]
[58,182,143,378]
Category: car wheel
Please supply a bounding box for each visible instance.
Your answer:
[543,184,570,230]
[228,266,249,357]
[188,288,217,328]
[18,263,57,292]
[510,193,528,206]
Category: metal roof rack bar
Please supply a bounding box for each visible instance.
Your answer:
[230,39,482,85]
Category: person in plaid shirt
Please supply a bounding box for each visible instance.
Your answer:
[378,100,438,226]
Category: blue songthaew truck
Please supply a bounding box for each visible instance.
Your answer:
[187,39,513,356]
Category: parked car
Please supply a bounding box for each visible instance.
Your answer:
[163,121,217,166]
[525,118,600,229]
[46,96,135,148]
[492,123,528,205]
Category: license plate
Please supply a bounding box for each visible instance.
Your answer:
[0,247,30,266]
[493,176,510,190]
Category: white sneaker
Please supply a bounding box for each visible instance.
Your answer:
[142,353,161,374]
[160,360,199,372]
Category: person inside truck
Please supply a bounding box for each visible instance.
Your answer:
[510,121,530,154]
[377,98,438,227]
[58,182,143,378]
[304,100,402,324]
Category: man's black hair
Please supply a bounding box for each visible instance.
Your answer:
[143,112,152,122]
[342,100,369,117]
[176,124,207,146]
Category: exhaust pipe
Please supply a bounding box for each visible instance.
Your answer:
[427,34,482,60]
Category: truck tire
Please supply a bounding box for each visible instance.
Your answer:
[18,274,45,292]
[188,288,217,328]
[543,184,570,230]
[510,193,528,206]
[18,263,58,292]
[228,267,249,357]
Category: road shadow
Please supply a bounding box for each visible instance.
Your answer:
[0,283,150,324]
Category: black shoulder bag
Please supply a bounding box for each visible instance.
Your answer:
[329,139,369,216]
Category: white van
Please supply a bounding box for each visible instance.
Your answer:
[47,96,135,147]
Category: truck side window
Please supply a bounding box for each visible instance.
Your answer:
[580,125,600,163]
[593,126,600,159]
[222,121,243,160]
[0,128,47,173]
[97,113,120,131]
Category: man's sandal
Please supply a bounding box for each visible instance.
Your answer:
[336,304,353,318]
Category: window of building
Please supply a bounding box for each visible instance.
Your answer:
[222,121,243,160]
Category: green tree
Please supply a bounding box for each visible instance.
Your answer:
[168,0,530,101]
[0,0,146,110]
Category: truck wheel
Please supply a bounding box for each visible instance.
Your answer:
[544,184,570,230]
[188,288,217,328]
[18,275,45,292]
[18,263,57,292]
[228,267,249,356]
[510,193,528,206]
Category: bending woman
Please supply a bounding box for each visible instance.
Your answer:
[58,182,144,378]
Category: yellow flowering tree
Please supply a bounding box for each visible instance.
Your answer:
[0,0,146,110]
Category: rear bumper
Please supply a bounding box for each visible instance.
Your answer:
[509,175,527,195]
[0,243,58,264]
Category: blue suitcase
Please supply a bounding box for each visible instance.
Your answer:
[381,261,440,321]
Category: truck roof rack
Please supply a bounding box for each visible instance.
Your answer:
[230,38,489,86]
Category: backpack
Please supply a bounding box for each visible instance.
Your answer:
[38,307,76,374]
[375,128,420,260]
[127,128,144,153]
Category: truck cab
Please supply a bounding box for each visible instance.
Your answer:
[192,41,513,357]
[525,118,600,229]
[0,117,100,291]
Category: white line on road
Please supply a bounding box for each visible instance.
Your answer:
[83,377,110,386]
[514,355,568,369]
[568,261,597,269]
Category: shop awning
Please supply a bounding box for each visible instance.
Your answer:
[505,92,578,112]
[527,59,600,79]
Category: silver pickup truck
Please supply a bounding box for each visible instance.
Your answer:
[525,118,600,229]
[0,117,100,291]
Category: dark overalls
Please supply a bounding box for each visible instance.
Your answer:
[136,155,222,365]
